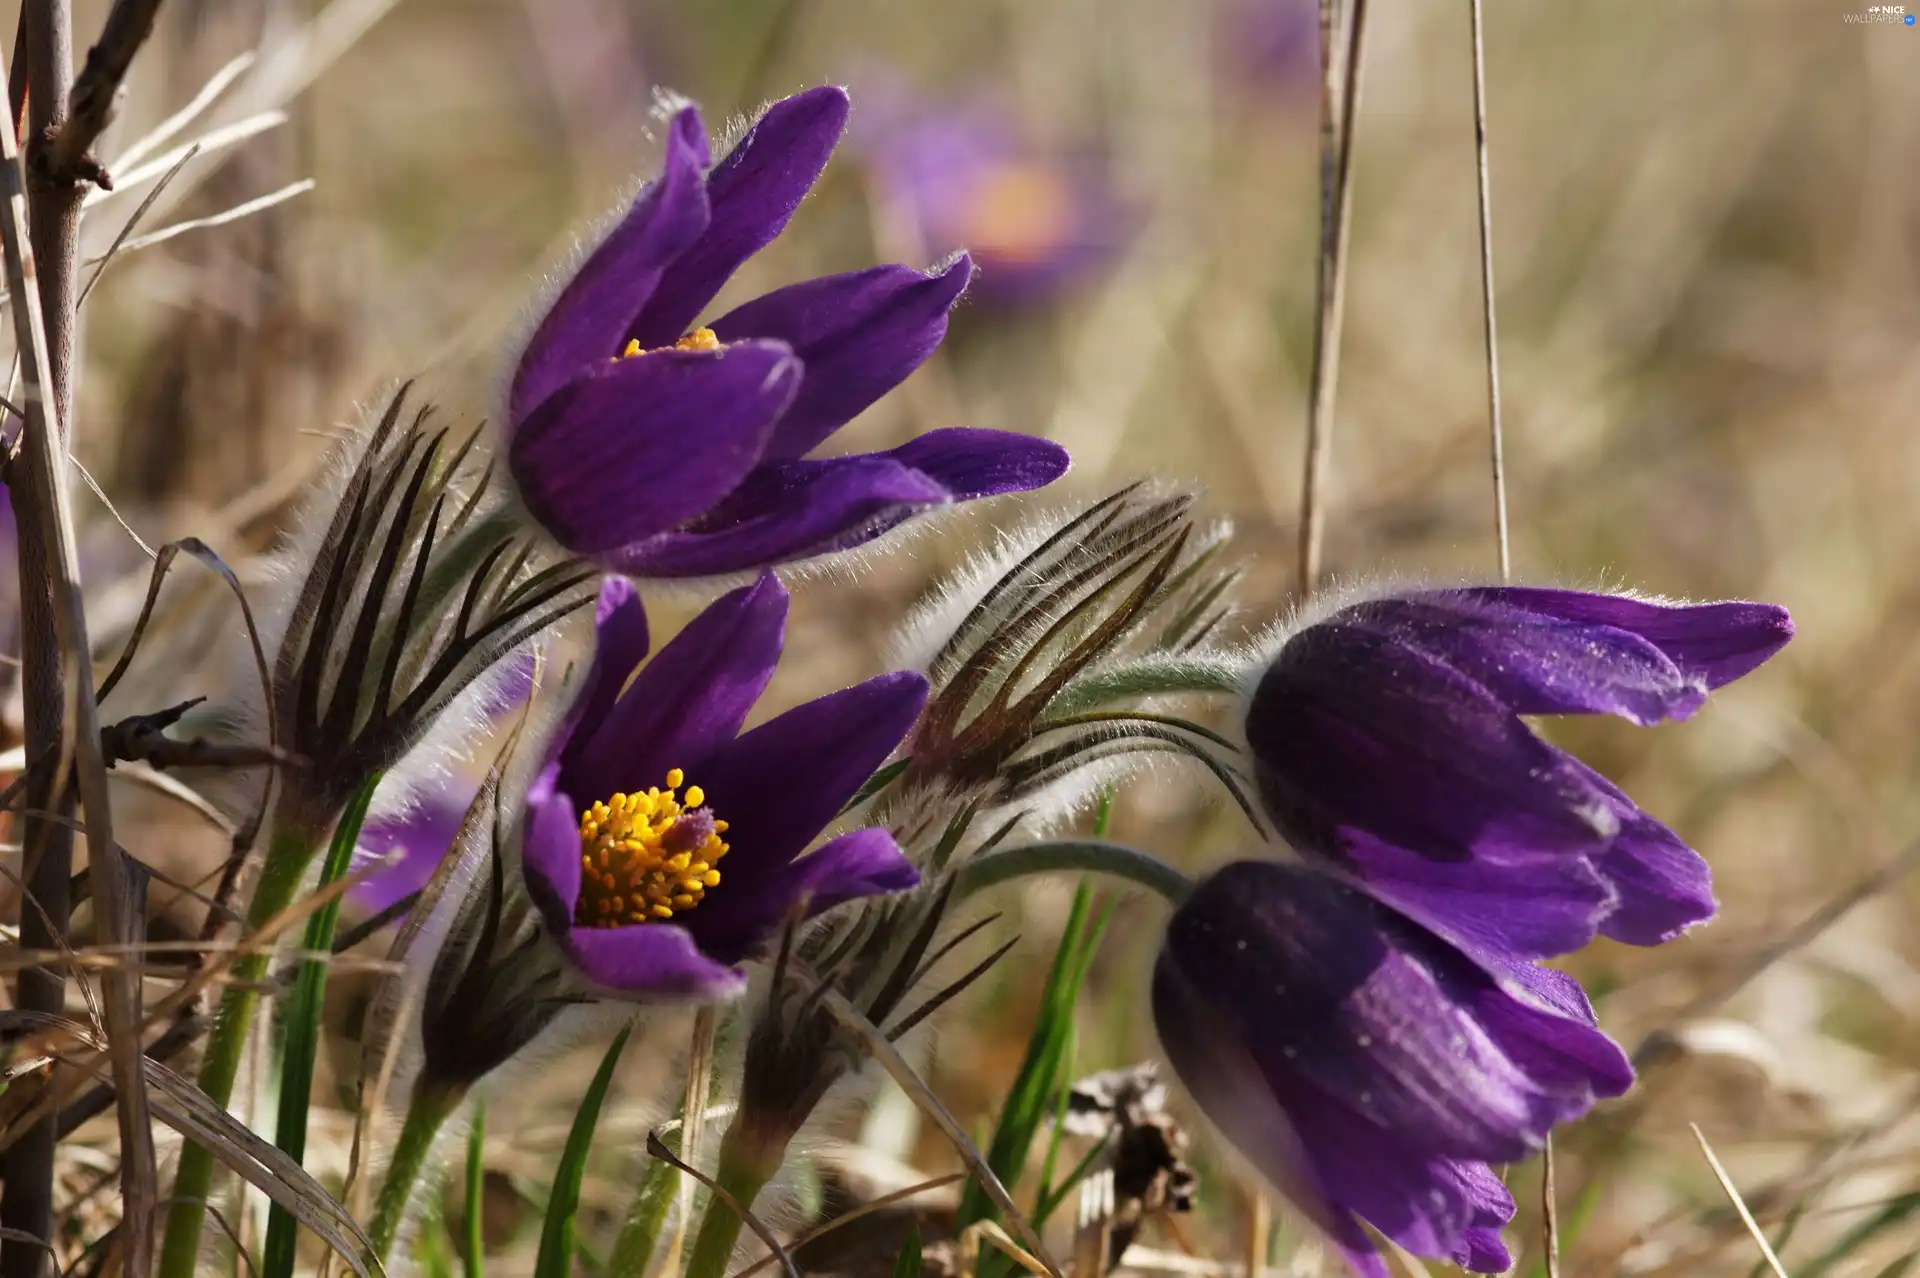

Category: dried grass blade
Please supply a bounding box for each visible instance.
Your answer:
[1296,0,1371,597]
[1690,1123,1787,1278]
[74,144,199,311]
[110,51,255,171]
[644,1132,799,1278]
[728,1174,965,1278]
[85,110,289,207]
[658,1008,721,1276]
[103,179,314,259]
[816,987,1063,1278]
[143,1057,382,1277]
[960,1221,1053,1278]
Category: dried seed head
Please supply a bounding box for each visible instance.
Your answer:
[1060,1062,1197,1265]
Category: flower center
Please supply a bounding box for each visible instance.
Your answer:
[963,165,1075,265]
[613,328,721,361]
[575,767,730,927]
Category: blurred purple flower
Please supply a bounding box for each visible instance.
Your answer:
[857,95,1131,302]
[357,787,471,916]
[1244,586,1793,966]
[354,650,539,913]
[1154,860,1633,1277]
[518,575,924,1001]
[507,85,1069,580]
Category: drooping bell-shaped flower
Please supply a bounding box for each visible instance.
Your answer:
[506,85,1069,579]
[1242,586,1793,965]
[518,574,925,1000]
[1153,860,1633,1277]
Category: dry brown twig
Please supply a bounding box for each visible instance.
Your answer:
[39,0,165,188]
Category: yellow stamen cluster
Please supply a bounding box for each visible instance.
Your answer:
[575,767,730,927]
[613,327,722,361]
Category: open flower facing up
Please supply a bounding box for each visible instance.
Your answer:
[507,85,1069,579]
[520,575,925,1000]
[1154,860,1633,1277]
[1243,586,1793,966]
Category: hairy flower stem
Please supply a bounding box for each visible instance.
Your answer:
[681,1123,782,1278]
[369,1085,463,1260]
[953,840,1195,906]
[157,820,323,1278]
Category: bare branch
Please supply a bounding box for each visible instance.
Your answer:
[46,0,168,188]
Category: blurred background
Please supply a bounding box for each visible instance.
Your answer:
[9,0,1920,1272]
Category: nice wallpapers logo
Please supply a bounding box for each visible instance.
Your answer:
[1846,4,1915,21]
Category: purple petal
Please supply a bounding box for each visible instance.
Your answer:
[564,575,788,803]
[1286,1101,1514,1272]
[510,341,800,557]
[628,86,850,348]
[1597,815,1716,945]
[688,827,919,963]
[520,770,585,920]
[1471,976,1636,1105]
[1455,588,1794,690]
[692,671,928,872]
[564,920,748,1001]
[511,107,712,423]
[712,257,973,461]
[1353,594,1708,726]
[613,428,1069,578]
[1345,828,1616,964]
[554,577,651,755]
[1248,622,1617,869]
[886,427,1071,499]
[1575,764,1716,945]
[1455,1164,1519,1272]
[608,453,951,578]
[1476,950,1601,1024]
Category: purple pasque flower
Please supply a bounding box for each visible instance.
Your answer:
[857,90,1130,302]
[519,574,925,1000]
[1243,586,1793,966]
[1153,860,1633,1277]
[506,85,1069,580]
